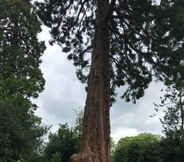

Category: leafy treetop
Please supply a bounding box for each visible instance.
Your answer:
[0,0,46,99]
[35,0,184,104]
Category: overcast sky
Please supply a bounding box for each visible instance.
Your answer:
[34,26,166,143]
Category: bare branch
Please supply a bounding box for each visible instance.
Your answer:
[75,0,88,24]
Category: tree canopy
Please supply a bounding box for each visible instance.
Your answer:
[35,0,184,104]
[0,0,46,99]
[113,133,162,162]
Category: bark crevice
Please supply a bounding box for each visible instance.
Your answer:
[70,0,110,162]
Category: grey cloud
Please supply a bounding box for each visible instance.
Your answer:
[110,81,165,138]
[35,26,166,142]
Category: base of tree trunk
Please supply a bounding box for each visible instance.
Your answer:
[70,152,100,162]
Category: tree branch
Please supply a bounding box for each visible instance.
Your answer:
[105,0,116,21]
[109,14,133,20]
[75,0,88,24]
[109,26,155,64]
[109,55,134,88]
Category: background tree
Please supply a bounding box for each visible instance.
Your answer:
[0,0,46,99]
[0,96,49,162]
[0,0,48,161]
[50,152,62,162]
[47,124,78,162]
[44,123,80,162]
[72,108,84,152]
[154,76,184,162]
[155,84,184,137]
[43,108,84,162]
[35,0,184,161]
[110,137,116,162]
[113,133,162,162]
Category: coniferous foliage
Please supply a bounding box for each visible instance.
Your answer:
[156,84,184,136]
[35,0,184,104]
[0,0,48,161]
[0,0,46,99]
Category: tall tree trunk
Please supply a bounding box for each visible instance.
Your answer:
[70,0,110,162]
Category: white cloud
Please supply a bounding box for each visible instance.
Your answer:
[111,127,139,143]
[35,26,166,143]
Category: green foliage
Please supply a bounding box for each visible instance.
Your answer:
[35,0,184,104]
[159,135,184,162]
[0,96,49,162]
[43,108,84,162]
[50,152,62,162]
[110,137,116,162]
[72,108,84,151]
[44,123,79,162]
[113,133,162,162]
[154,77,184,162]
[154,82,184,136]
[0,0,46,99]
[0,0,48,161]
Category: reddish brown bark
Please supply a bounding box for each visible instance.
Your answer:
[70,0,111,162]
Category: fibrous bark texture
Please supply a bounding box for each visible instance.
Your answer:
[70,0,111,162]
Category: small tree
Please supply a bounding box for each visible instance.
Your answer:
[44,123,78,162]
[113,133,162,162]
[43,108,84,162]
